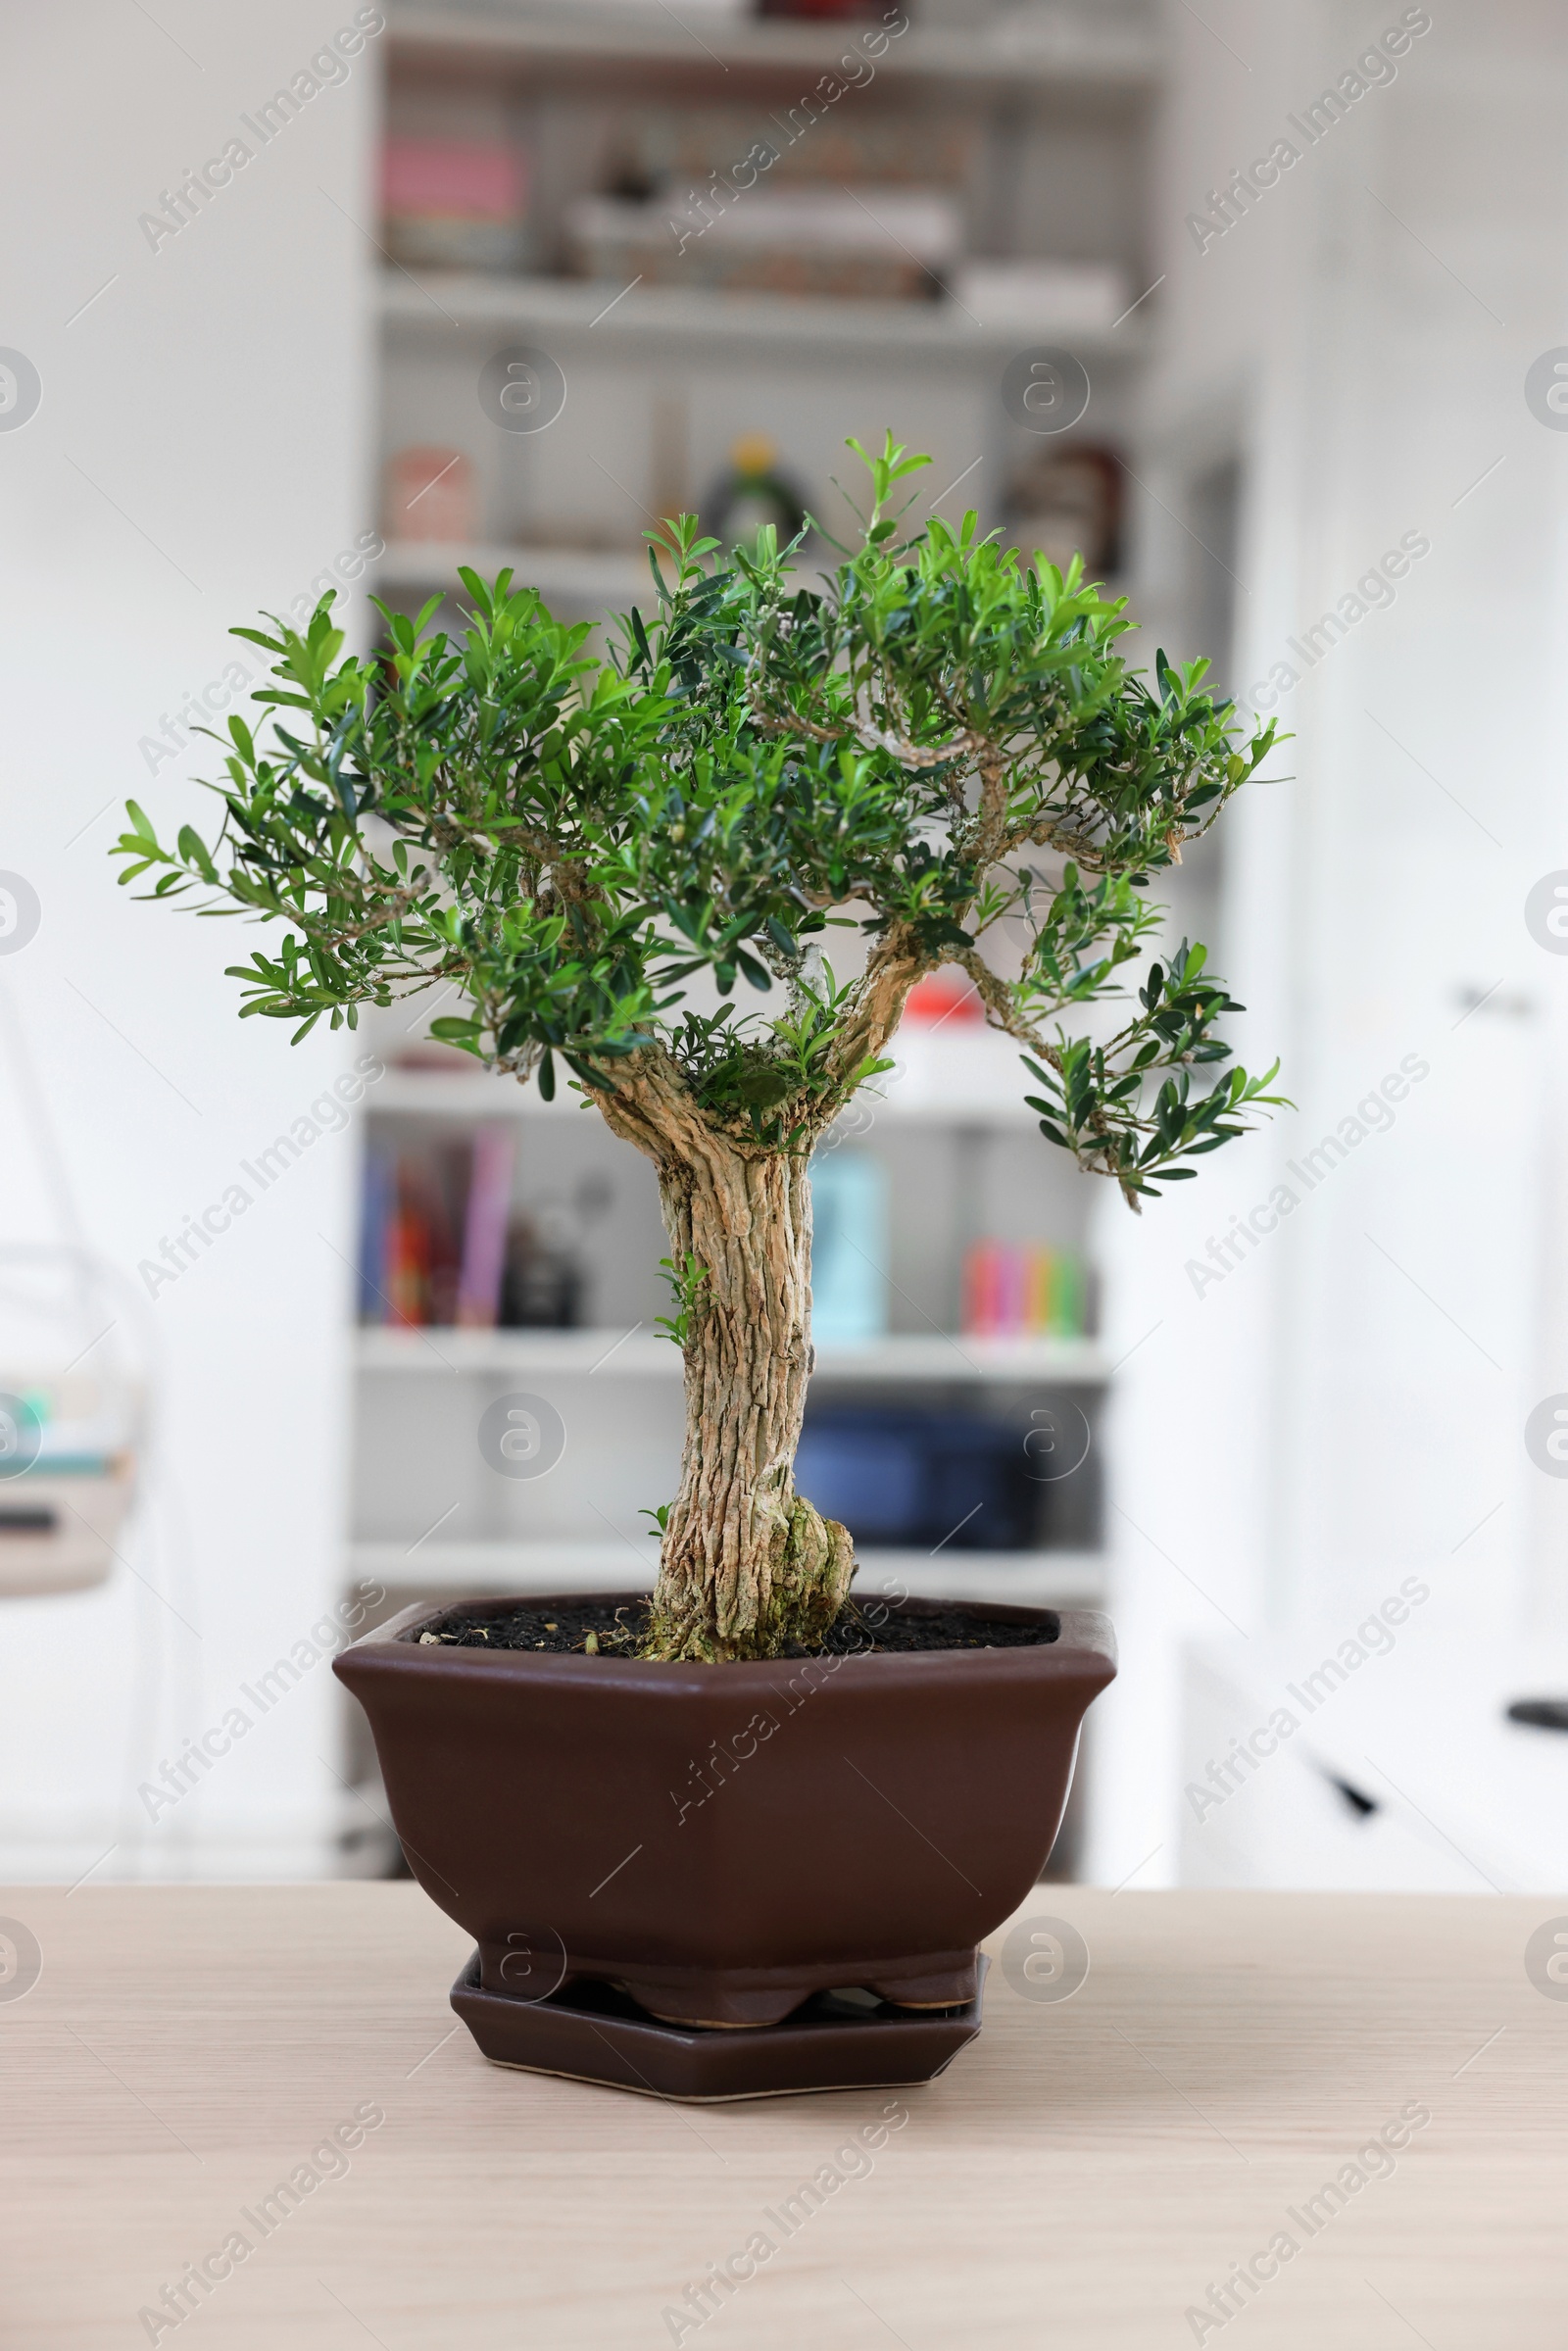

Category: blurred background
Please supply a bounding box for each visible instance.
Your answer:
[4,0,1567,1896]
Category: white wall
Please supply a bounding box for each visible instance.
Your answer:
[0,4,381,1878]
[1086,0,1568,1885]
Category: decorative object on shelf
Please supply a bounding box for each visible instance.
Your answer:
[499,1216,581,1330]
[795,1407,1041,1550]
[1003,445,1123,579]
[962,1242,1089,1339]
[117,428,1281,2094]
[807,1148,888,1342]
[952,260,1132,337]
[381,137,530,272]
[902,966,983,1024]
[703,433,808,559]
[383,446,475,547]
[566,185,960,300]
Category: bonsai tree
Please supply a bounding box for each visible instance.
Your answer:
[113,436,1282,1663]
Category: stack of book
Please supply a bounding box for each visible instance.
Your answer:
[360,1130,529,1330]
[381,137,531,272]
[612,98,974,202]
[566,186,960,301]
[961,1243,1089,1340]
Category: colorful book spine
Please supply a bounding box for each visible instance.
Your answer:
[962,1243,997,1336]
[360,1134,524,1330]
[1027,1245,1053,1333]
[961,1241,1088,1338]
[1050,1249,1086,1338]
[456,1127,515,1328]
[386,1171,432,1328]
[358,1150,392,1323]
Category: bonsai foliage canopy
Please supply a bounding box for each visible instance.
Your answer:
[114,435,1284,1661]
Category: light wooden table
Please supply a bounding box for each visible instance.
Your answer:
[3,1884,1565,2347]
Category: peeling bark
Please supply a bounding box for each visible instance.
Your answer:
[819,922,926,1099]
[650,1148,853,1660]
[595,1054,855,1661]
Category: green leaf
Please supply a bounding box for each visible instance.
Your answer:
[176,825,218,882]
[105,468,1277,1239]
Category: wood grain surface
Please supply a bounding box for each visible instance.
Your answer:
[1,1884,1563,2347]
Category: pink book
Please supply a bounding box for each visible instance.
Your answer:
[456,1127,515,1328]
[383,140,526,223]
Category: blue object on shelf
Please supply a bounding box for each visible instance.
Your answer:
[792,1417,925,1542]
[794,1409,1039,1551]
[359,1148,393,1323]
[808,1150,888,1344]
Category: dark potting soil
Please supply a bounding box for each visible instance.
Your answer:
[415,1601,638,1655]
[412,1598,1060,1657]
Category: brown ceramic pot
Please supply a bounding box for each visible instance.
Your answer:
[334,1592,1115,2032]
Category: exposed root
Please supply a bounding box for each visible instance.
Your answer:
[640,1494,856,1663]
[764,1495,857,1651]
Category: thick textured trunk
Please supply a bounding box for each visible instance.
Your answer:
[647,1145,854,1660]
[593,1058,854,1658]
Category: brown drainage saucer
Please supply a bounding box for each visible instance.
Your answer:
[450,1951,988,2102]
